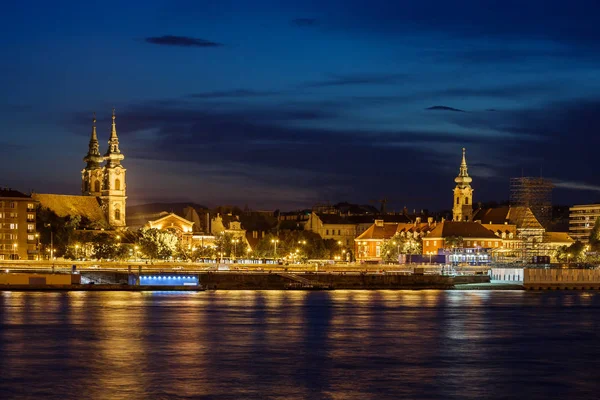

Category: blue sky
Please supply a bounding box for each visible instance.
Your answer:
[2,0,600,211]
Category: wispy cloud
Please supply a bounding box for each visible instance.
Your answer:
[302,73,407,88]
[426,105,466,112]
[554,180,600,193]
[144,35,223,48]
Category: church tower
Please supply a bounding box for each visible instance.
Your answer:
[101,108,127,228]
[452,148,473,222]
[81,113,104,196]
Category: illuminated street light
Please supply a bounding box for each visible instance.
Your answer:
[232,238,240,259]
[271,239,279,259]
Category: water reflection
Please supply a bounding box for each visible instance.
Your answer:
[1,290,600,399]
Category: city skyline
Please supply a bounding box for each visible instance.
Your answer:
[3,0,600,210]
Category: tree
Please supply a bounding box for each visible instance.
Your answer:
[192,245,216,261]
[444,236,464,249]
[91,233,119,260]
[556,241,586,263]
[138,228,178,261]
[381,233,423,263]
[589,217,600,250]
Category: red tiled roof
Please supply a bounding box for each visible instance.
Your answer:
[425,221,499,239]
[356,222,432,240]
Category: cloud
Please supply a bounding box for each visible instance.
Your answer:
[554,180,600,193]
[187,89,280,99]
[291,18,318,27]
[426,105,466,112]
[302,73,407,88]
[144,35,223,48]
[67,93,600,209]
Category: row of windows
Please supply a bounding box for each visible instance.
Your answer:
[0,212,18,219]
[426,240,500,247]
[0,202,35,209]
[1,223,18,230]
[325,229,350,236]
[1,233,16,240]
[86,179,122,192]
[0,244,18,250]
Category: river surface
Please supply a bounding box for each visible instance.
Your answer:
[0,290,599,399]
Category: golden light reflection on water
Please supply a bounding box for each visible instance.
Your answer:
[1,290,600,399]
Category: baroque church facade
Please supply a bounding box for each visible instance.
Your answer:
[81,110,127,227]
[33,109,127,230]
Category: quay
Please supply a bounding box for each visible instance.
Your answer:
[0,260,491,290]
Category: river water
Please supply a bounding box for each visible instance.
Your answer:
[0,290,599,399]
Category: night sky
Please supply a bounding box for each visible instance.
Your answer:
[2,0,600,211]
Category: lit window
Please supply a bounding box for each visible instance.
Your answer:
[27,224,34,231]
[10,223,17,230]
[28,235,34,241]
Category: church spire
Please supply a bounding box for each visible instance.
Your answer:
[104,107,124,166]
[459,147,468,177]
[83,112,103,169]
[454,147,472,187]
[110,107,118,140]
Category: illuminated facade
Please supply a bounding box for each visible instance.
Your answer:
[452,148,473,222]
[81,109,127,228]
[569,204,600,243]
[0,189,38,260]
[354,218,434,261]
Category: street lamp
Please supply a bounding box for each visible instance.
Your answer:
[232,238,240,259]
[271,239,279,259]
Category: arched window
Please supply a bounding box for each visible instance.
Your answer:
[94,180,100,192]
[456,197,460,205]
[115,179,121,190]
[115,208,121,221]
[465,198,469,205]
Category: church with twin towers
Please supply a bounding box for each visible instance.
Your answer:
[32,109,127,230]
[81,109,127,228]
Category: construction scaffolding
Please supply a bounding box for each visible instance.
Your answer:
[510,177,553,228]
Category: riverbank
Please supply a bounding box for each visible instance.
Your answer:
[0,284,205,291]
[0,272,493,291]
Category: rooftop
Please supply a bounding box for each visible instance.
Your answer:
[0,188,31,199]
